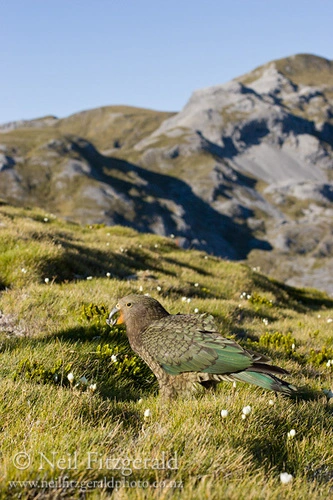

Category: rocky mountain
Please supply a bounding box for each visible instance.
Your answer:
[1,54,333,293]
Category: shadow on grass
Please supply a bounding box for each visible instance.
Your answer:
[36,237,177,283]
[162,256,212,276]
[1,323,157,403]
[252,273,333,311]
[276,281,333,310]
[0,276,10,290]
[229,306,279,324]
[234,401,333,479]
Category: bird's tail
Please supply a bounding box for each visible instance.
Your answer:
[231,369,297,395]
[199,363,321,399]
[232,369,324,400]
[235,362,297,395]
[199,365,297,395]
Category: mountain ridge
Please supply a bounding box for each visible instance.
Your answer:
[1,53,333,293]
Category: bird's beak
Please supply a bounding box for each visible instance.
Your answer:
[106,305,124,326]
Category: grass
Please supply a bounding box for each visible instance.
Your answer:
[1,204,333,498]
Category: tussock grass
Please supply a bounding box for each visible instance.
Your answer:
[1,204,333,498]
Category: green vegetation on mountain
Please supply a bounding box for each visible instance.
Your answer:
[275,54,333,87]
[1,204,333,498]
[55,105,175,153]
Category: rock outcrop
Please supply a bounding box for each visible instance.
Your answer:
[0,54,333,293]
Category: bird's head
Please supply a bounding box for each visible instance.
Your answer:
[107,294,169,336]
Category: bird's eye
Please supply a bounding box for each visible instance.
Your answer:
[126,302,132,308]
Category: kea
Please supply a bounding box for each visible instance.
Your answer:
[107,294,298,399]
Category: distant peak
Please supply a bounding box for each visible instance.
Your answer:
[239,53,333,88]
[273,54,333,82]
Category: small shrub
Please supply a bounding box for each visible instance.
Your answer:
[249,292,274,309]
[13,359,73,386]
[78,303,110,337]
[259,331,296,352]
[80,303,108,323]
[308,347,333,367]
[95,344,155,389]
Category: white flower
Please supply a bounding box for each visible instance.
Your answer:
[86,276,93,280]
[137,398,143,404]
[106,272,111,278]
[139,285,143,292]
[181,297,187,302]
[67,372,74,383]
[154,244,159,248]
[43,217,49,222]
[247,294,251,300]
[291,343,296,350]
[89,383,97,392]
[280,472,293,484]
[170,234,175,239]
[144,409,151,418]
[262,318,269,325]
[242,405,252,416]
[268,399,275,406]
[241,414,247,420]
[194,283,199,287]
[204,256,208,260]
[44,278,50,284]
[194,308,199,313]
[79,376,88,385]
[220,409,228,418]
[21,268,27,274]
[156,286,162,292]
[326,360,331,367]
[187,298,191,303]
[106,242,110,246]
[327,318,333,323]
[111,354,117,363]
[287,429,296,438]
[232,381,237,388]
[317,314,321,318]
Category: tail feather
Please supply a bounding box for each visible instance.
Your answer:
[231,370,297,395]
[198,362,322,398]
[249,362,289,376]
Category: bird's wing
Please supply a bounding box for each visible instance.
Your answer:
[141,313,253,375]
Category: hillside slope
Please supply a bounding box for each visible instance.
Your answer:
[1,205,333,499]
[0,54,333,293]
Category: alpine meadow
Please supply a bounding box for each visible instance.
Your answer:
[0,204,333,499]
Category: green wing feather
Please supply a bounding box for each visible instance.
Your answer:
[141,313,253,375]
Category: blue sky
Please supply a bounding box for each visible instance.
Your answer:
[2,0,332,124]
